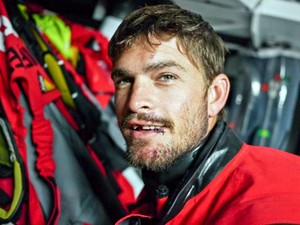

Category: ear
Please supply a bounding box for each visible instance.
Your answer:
[207,74,230,118]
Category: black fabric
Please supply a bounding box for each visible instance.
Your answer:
[0,165,12,178]
[107,0,174,19]
[0,188,11,208]
[142,146,200,198]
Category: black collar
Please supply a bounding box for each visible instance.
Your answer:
[142,143,201,198]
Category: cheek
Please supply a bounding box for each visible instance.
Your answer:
[167,99,184,115]
[166,90,199,115]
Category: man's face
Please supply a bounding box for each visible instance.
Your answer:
[112,37,209,172]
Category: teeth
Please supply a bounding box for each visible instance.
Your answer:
[143,126,161,130]
[132,125,161,130]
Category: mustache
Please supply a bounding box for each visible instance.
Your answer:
[121,113,174,129]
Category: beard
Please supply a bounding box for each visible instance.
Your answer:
[123,102,209,172]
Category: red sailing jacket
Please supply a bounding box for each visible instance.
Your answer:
[117,123,300,225]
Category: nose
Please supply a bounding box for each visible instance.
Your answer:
[128,79,154,113]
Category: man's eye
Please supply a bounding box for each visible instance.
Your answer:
[158,74,176,81]
[114,78,132,86]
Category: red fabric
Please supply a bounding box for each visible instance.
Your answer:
[156,196,168,218]
[117,144,300,225]
[0,5,44,225]
[0,2,61,223]
[70,23,114,108]
[8,39,61,225]
[112,170,136,211]
[27,182,46,225]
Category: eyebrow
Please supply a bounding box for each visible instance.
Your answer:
[111,68,129,80]
[112,60,187,79]
[143,60,187,73]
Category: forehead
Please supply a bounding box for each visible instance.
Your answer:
[114,36,198,72]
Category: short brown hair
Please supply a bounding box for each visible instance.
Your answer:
[108,4,227,85]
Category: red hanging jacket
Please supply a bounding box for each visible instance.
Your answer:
[0,1,61,224]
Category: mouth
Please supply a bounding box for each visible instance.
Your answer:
[132,125,165,134]
[121,113,172,137]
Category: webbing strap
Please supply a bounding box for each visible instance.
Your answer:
[12,61,61,225]
[0,54,46,224]
[1,2,44,224]
[1,1,62,223]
